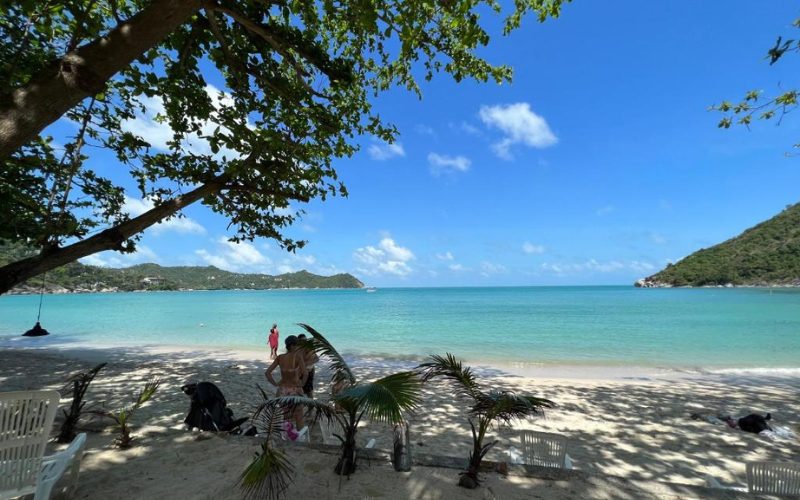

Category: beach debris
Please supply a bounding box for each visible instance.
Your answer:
[759,425,796,441]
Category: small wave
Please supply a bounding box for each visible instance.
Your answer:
[703,367,800,376]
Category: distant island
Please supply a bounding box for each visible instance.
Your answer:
[1,244,364,294]
[637,202,800,288]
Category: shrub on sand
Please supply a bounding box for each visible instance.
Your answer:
[298,323,422,476]
[418,353,554,489]
[57,362,106,443]
[93,377,160,448]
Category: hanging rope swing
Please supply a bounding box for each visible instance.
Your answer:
[22,272,50,337]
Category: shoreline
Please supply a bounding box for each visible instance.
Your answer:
[7,282,800,295]
[3,335,800,382]
[4,286,367,296]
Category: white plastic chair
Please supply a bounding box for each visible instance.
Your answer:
[708,461,800,496]
[0,390,60,500]
[748,462,800,496]
[518,430,573,469]
[37,432,87,499]
[319,418,375,448]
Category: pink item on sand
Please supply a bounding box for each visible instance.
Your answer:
[282,421,300,441]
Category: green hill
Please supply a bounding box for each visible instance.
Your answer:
[1,245,364,293]
[637,202,800,287]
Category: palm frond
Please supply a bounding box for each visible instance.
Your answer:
[252,394,337,437]
[479,438,499,461]
[60,362,106,397]
[417,353,480,400]
[335,371,422,424]
[470,391,555,423]
[125,377,161,417]
[239,444,294,500]
[297,323,356,386]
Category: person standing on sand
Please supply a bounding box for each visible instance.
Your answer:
[297,333,320,399]
[268,323,279,359]
[265,335,307,436]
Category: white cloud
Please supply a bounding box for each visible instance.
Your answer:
[273,204,295,217]
[195,238,270,272]
[274,254,318,274]
[649,232,668,245]
[522,242,546,255]
[436,252,454,261]
[415,124,436,136]
[460,122,481,136]
[367,141,405,160]
[480,261,507,277]
[427,153,471,176]
[121,84,244,159]
[122,196,206,235]
[479,102,557,159]
[353,236,415,276]
[541,259,656,275]
[80,245,158,268]
[630,260,657,274]
[596,205,615,216]
[449,263,466,272]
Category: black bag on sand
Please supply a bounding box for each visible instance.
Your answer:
[181,382,247,432]
[737,413,772,434]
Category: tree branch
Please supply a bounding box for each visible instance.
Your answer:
[0,175,226,295]
[211,4,331,100]
[0,0,203,159]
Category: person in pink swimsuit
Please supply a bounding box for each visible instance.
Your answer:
[268,323,279,359]
[265,335,307,433]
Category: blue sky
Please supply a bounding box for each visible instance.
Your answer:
[60,2,800,286]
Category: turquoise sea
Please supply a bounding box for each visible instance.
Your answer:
[1,286,799,371]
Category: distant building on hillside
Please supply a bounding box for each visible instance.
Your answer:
[141,276,165,286]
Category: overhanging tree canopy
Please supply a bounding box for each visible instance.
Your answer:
[0,0,568,294]
[712,16,800,149]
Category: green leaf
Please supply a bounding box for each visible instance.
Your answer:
[335,371,422,424]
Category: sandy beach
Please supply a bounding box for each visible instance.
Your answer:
[1,340,798,499]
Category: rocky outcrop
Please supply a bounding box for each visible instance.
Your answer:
[634,278,672,288]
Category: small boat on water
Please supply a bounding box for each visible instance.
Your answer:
[366,287,377,293]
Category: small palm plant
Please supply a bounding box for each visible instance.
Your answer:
[417,353,555,489]
[57,362,106,443]
[298,323,422,476]
[239,388,336,500]
[94,377,160,448]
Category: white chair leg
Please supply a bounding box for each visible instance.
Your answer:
[34,476,57,500]
[564,454,574,470]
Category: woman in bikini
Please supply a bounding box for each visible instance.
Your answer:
[265,335,307,432]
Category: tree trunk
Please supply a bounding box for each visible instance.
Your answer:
[0,0,202,159]
[335,428,358,476]
[392,422,412,472]
[0,179,223,295]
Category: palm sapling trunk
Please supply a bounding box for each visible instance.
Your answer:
[57,362,106,443]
